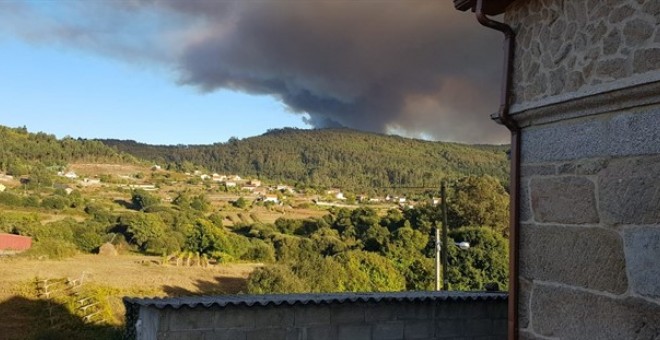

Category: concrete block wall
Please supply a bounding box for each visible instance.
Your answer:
[125,293,507,340]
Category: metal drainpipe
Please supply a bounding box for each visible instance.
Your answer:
[474,1,521,340]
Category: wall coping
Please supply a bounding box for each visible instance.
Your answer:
[124,291,507,310]
[510,75,660,127]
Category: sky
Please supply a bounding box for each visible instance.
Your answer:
[0,0,509,145]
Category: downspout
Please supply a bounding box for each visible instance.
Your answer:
[473,1,521,340]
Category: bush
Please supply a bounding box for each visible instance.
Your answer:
[75,231,104,253]
[241,241,276,263]
[41,195,70,210]
[0,191,23,207]
[22,194,41,207]
[246,266,309,294]
[338,250,406,292]
[233,197,248,209]
[23,239,78,260]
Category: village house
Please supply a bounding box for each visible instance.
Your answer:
[60,171,78,179]
[241,184,257,192]
[276,184,295,193]
[260,195,280,204]
[253,187,269,196]
[80,178,101,186]
[212,173,227,182]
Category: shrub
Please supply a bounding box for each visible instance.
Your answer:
[41,195,70,210]
[246,266,309,294]
[233,197,248,209]
[23,239,78,260]
[241,241,275,263]
[0,191,23,207]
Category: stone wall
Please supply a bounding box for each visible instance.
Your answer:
[124,292,507,340]
[516,106,660,338]
[505,0,659,110]
[502,1,660,338]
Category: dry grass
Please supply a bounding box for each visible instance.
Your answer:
[0,254,258,300]
[0,254,259,339]
[69,163,149,177]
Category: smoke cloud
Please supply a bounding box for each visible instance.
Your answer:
[0,1,508,144]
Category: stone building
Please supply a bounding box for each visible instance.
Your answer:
[456,0,660,339]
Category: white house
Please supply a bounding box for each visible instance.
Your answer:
[242,185,257,192]
[81,178,101,186]
[0,184,5,192]
[262,195,280,204]
[276,184,294,193]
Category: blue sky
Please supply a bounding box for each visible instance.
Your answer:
[0,1,507,145]
[0,37,309,145]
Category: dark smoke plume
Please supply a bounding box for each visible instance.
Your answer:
[0,1,508,143]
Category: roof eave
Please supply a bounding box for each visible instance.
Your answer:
[453,0,516,15]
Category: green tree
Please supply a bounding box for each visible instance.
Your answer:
[184,219,222,255]
[447,227,509,290]
[233,197,248,209]
[338,250,405,292]
[119,213,166,252]
[447,176,509,235]
[246,265,309,294]
[131,189,161,211]
[384,226,432,290]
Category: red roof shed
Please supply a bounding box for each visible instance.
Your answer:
[0,233,32,252]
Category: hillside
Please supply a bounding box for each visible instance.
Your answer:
[0,125,137,175]
[100,128,509,191]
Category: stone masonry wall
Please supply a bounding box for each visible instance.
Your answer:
[517,101,660,339]
[128,297,507,340]
[505,0,660,110]
[502,1,660,337]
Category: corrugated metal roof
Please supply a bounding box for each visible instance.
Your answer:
[124,291,507,310]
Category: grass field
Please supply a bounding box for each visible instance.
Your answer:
[0,254,259,339]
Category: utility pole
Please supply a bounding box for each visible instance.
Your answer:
[435,221,441,291]
[436,180,450,291]
[441,180,449,290]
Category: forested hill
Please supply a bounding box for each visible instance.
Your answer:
[0,125,137,175]
[100,128,509,191]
